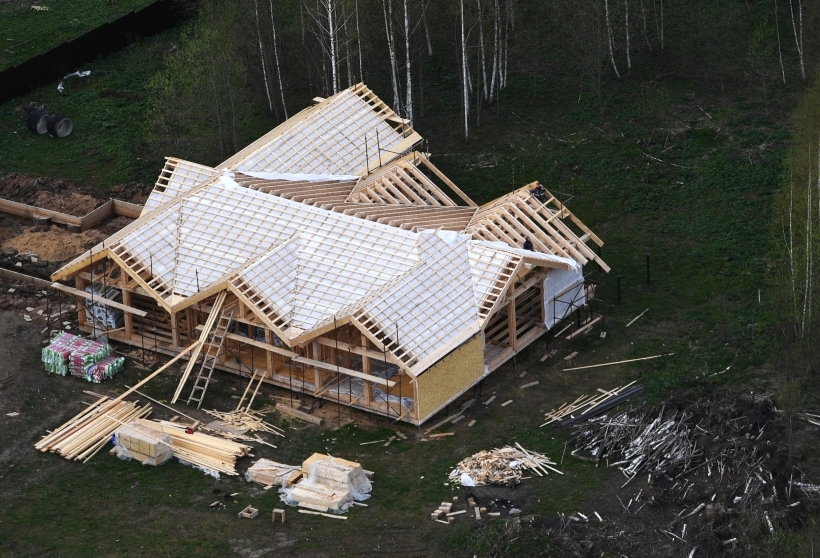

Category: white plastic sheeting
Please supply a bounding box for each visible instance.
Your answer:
[143,159,217,214]
[238,171,360,182]
[361,231,480,363]
[543,267,586,329]
[235,88,406,176]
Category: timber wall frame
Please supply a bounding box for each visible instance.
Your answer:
[62,252,590,425]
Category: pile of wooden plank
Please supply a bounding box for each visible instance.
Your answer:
[134,418,252,477]
[280,453,372,513]
[540,381,643,427]
[448,443,562,487]
[35,395,151,463]
[245,459,303,488]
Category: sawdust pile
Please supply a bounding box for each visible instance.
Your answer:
[2,226,107,261]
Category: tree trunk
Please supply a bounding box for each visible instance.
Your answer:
[640,0,652,52]
[382,0,401,111]
[356,0,364,81]
[604,0,621,78]
[422,6,433,56]
[489,0,499,102]
[788,0,805,81]
[270,0,288,119]
[343,3,353,87]
[254,0,274,113]
[478,0,488,100]
[625,0,631,71]
[775,0,785,84]
[326,0,338,94]
[404,0,413,124]
[460,0,469,140]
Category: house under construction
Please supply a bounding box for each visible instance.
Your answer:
[51,84,608,425]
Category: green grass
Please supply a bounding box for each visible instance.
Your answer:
[0,0,159,72]
[0,28,181,189]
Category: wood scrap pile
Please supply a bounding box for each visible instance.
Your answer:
[569,407,699,477]
[134,418,252,477]
[203,408,285,437]
[35,395,151,463]
[448,443,562,487]
[540,381,643,427]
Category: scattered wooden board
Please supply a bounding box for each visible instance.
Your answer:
[275,403,323,426]
[520,382,539,389]
[626,308,649,327]
[483,395,497,405]
[429,432,454,438]
[500,400,513,407]
[467,420,476,427]
[564,351,579,361]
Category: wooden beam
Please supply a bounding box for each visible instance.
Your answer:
[0,267,53,289]
[314,336,405,367]
[276,403,323,425]
[50,282,148,317]
[112,341,201,405]
[507,299,517,351]
[416,153,477,207]
[293,356,397,388]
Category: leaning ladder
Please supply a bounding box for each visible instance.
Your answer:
[171,291,227,405]
[187,307,234,409]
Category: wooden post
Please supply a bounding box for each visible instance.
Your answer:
[507,299,517,351]
[122,289,134,339]
[75,276,87,325]
[312,340,322,393]
[170,311,180,348]
[264,329,274,379]
[362,340,373,406]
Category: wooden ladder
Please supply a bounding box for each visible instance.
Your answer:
[171,291,228,404]
[187,306,235,409]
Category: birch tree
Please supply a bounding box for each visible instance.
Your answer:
[269,0,288,119]
[403,0,413,124]
[569,0,606,116]
[604,0,621,78]
[460,0,470,139]
[624,0,631,71]
[253,0,274,113]
[787,0,805,81]
[381,0,401,111]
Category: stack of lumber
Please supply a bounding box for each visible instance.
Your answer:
[114,422,173,466]
[280,453,372,513]
[135,419,252,477]
[449,443,562,487]
[245,459,303,487]
[35,395,151,463]
[203,408,285,437]
[540,381,643,427]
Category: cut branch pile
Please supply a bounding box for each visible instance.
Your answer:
[569,406,700,477]
[541,381,643,427]
[135,418,252,477]
[35,395,151,463]
[449,443,562,486]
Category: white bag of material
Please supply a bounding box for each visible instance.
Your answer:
[460,472,476,487]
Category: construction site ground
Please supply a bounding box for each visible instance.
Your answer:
[0,283,808,557]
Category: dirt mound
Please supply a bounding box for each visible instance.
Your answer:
[0,173,153,215]
[2,226,107,262]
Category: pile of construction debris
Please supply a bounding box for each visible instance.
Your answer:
[568,396,817,544]
[430,495,517,524]
[449,444,562,487]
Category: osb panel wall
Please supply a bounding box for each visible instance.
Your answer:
[416,332,485,422]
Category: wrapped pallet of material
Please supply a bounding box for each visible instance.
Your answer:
[114,422,172,466]
[84,356,125,383]
[84,283,124,330]
[41,332,83,375]
[68,338,110,377]
[245,459,303,487]
[280,454,372,512]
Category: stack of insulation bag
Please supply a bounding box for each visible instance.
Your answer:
[83,283,124,330]
[41,332,124,383]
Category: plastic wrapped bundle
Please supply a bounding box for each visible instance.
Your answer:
[83,283,124,330]
[41,332,81,375]
[245,459,303,487]
[114,422,173,466]
[84,356,125,383]
[68,339,110,377]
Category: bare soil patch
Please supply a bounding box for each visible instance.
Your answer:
[2,225,107,262]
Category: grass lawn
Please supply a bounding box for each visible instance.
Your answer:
[0,0,159,72]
